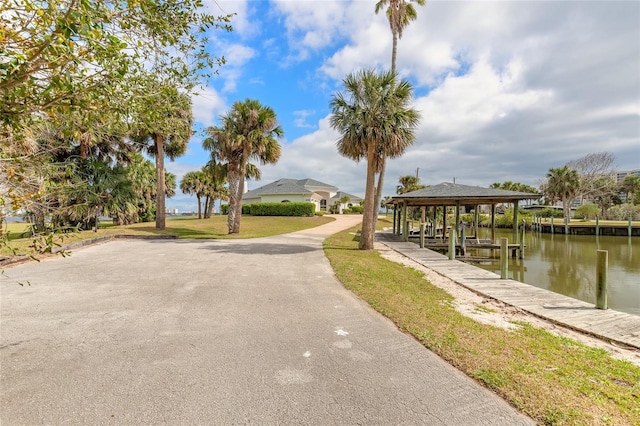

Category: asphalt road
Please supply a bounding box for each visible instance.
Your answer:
[1,216,533,425]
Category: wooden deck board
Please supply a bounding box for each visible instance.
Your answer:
[377,231,640,349]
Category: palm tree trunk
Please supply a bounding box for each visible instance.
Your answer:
[232,164,246,234]
[391,32,398,74]
[154,134,165,230]
[227,162,242,234]
[372,160,386,234]
[360,144,377,250]
[196,195,202,219]
[372,30,398,233]
[207,196,215,218]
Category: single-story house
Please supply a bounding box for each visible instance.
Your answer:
[242,178,361,212]
[330,191,363,212]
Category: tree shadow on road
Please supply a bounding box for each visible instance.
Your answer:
[200,242,319,255]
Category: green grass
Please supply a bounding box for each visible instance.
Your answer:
[2,215,333,257]
[324,219,640,425]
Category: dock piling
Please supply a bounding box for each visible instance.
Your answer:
[500,237,508,279]
[448,230,456,260]
[596,250,608,310]
[519,220,525,260]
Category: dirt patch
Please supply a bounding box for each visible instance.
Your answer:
[375,242,640,367]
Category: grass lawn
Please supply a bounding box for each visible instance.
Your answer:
[324,218,640,425]
[1,215,334,257]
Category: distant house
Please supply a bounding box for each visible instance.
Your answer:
[242,178,336,212]
[330,191,363,212]
[242,178,361,213]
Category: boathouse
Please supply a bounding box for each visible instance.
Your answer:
[388,182,541,247]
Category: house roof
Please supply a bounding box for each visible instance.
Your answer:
[331,191,362,201]
[244,178,338,198]
[390,182,541,206]
[295,178,338,189]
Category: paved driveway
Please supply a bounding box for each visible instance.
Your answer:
[1,216,533,425]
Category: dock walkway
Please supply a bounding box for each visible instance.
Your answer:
[377,231,640,350]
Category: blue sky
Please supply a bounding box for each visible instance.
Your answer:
[167,0,640,213]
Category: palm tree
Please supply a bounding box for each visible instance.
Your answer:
[396,175,426,194]
[330,69,420,250]
[181,171,207,219]
[202,162,228,218]
[130,78,193,230]
[620,175,640,205]
[375,0,426,75]
[204,99,283,234]
[544,165,580,221]
[372,0,426,229]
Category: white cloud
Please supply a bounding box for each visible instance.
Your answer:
[251,116,367,197]
[210,0,255,38]
[414,58,554,139]
[292,110,316,129]
[190,87,227,126]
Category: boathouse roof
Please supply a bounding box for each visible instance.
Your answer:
[390,182,541,206]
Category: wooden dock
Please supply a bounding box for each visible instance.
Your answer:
[377,231,640,350]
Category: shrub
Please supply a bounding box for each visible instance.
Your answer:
[349,205,364,214]
[494,208,533,227]
[575,203,599,221]
[342,208,352,214]
[606,204,640,220]
[249,202,315,217]
[220,204,251,215]
[536,207,563,218]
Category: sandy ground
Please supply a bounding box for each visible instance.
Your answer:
[374,241,640,367]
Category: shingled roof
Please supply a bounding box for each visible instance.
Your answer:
[244,178,337,198]
[391,182,540,206]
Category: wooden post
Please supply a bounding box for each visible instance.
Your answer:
[455,201,461,242]
[442,205,447,243]
[551,215,554,235]
[500,237,508,279]
[512,200,519,244]
[628,213,632,237]
[419,222,425,248]
[448,227,456,260]
[402,204,408,241]
[392,206,396,234]
[491,204,496,243]
[432,207,437,237]
[564,215,569,235]
[596,250,608,310]
[474,206,479,241]
[460,223,466,256]
[519,220,525,259]
[595,215,599,236]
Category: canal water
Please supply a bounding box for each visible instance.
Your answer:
[468,229,639,316]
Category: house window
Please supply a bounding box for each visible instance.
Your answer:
[320,199,327,210]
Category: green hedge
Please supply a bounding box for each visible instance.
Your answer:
[249,202,315,217]
[220,204,251,215]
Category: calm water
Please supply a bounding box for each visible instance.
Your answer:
[469,229,640,316]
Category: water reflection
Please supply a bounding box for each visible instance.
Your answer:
[471,229,639,316]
